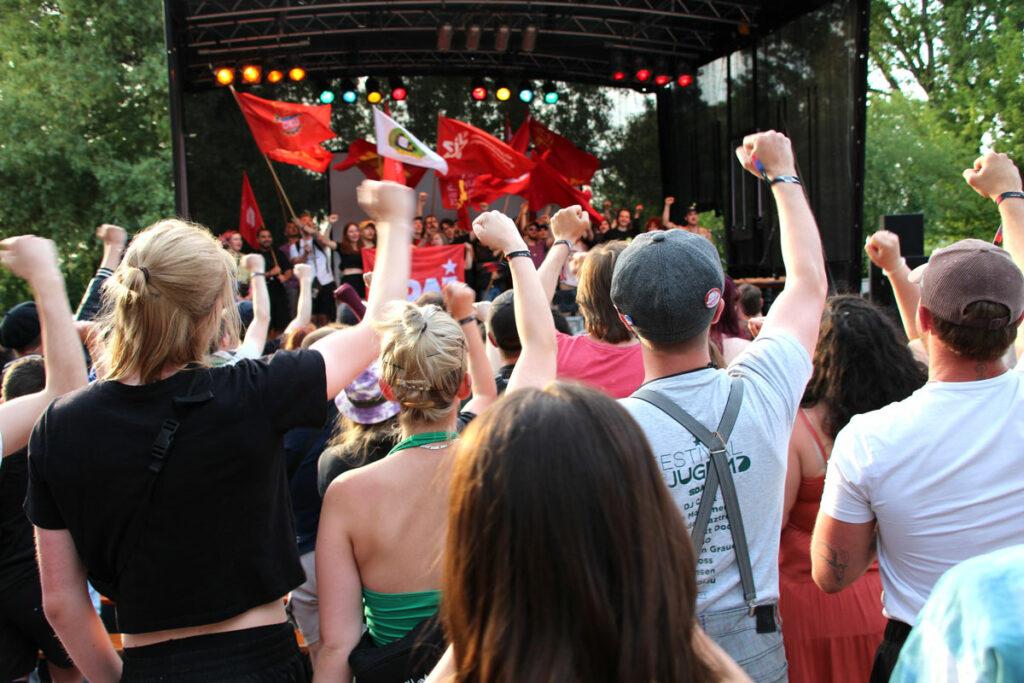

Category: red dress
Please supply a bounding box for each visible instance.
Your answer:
[778,411,886,683]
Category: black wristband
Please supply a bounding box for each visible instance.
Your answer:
[997,191,1024,205]
[457,315,477,326]
[505,250,532,260]
[769,175,802,186]
[553,239,573,250]
[249,272,266,278]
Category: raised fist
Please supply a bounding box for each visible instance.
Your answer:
[0,235,61,284]
[602,199,612,209]
[328,213,339,224]
[357,180,415,224]
[736,130,796,179]
[294,263,314,283]
[418,192,428,202]
[241,253,265,274]
[664,196,675,206]
[963,151,1023,201]
[865,230,903,273]
[443,281,476,320]
[473,210,527,255]
[551,205,589,243]
[96,224,128,247]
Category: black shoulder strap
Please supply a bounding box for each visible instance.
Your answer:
[113,369,214,581]
[631,377,759,610]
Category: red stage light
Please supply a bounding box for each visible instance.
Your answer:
[391,87,408,101]
[635,68,652,82]
[612,70,627,82]
[471,85,487,101]
[654,74,672,87]
[677,73,694,88]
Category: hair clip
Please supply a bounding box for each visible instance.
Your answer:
[139,266,151,283]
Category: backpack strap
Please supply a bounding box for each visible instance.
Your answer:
[631,377,759,612]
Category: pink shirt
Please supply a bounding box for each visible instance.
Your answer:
[555,331,645,398]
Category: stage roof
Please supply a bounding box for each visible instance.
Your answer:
[170,0,836,88]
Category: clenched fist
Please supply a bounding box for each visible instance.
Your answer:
[963,151,1022,202]
[0,236,62,284]
[357,180,415,224]
[551,205,589,244]
[865,231,904,273]
[241,254,265,275]
[736,130,796,179]
[294,263,314,283]
[443,282,476,320]
[473,210,527,255]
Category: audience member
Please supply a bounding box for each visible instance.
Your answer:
[289,216,336,326]
[737,283,763,337]
[710,276,752,363]
[280,220,302,317]
[360,220,377,249]
[428,383,749,683]
[338,222,366,299]
[25,181,413,681]
[614,131,827,682]
[780,295,926,683]
[813,238,1024,681]
[256,228,292,336]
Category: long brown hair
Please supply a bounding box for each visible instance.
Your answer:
[576,241,633,344]
[443,382,715,683]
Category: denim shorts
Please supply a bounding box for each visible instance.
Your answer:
[700,605,788,683]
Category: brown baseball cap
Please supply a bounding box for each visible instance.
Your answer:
[909,238,1024,329]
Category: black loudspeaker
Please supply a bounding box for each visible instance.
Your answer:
[869,214,925,308]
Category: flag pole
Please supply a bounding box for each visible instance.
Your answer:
[228,86,298,223]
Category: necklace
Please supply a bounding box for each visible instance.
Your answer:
[388,431,459,455]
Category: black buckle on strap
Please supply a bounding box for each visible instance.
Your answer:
[149,419,180,473]
[754,604,777,634]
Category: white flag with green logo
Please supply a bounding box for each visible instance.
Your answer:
[373,108,449,175]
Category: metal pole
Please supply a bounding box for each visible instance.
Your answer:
[163,0,190,219]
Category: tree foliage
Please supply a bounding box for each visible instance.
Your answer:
[0,0,173,309]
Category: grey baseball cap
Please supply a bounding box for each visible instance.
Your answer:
[611,230,724,343]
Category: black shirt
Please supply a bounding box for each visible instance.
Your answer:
[26,350,327,634]
[0,449,36,593]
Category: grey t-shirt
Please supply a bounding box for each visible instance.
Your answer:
[621,330,811,614]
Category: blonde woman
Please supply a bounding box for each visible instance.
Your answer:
[314,208,556,682]
[26,181,414,682]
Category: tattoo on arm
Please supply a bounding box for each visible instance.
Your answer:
[816,542,850,586]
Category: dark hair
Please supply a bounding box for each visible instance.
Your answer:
[2,355,45,401]
[340,222,362,254]
[710,276,743,351]
[803,295,927,439]
[487,290,520,354]
[444,383,715,683]
[415,291,445,309]
[930,301,1018,362]
[577,241,632,344]
[738,284,763,317]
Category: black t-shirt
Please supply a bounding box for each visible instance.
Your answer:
[494,364,515,395]
[0,449,36,593]
[25,350,327,634]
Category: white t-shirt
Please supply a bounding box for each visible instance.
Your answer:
[820,369,1024,625]
[290,238,334,286]
[621,330,812,613]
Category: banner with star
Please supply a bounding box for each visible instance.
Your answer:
[361,245,465,301]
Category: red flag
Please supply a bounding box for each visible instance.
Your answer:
[362,245,465,301]
[238,171,263,249]
[333,139,426,187]
[525,159,604,224]
[509,115,531,155]
[438,173,530,210]
[529,120,600,186]
[235,91,336,173]
[437,117,534,179]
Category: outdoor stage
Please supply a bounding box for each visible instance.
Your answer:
[164,0,868,289]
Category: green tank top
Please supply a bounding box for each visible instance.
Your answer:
[362,587,442,646]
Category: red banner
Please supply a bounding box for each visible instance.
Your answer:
[235,91,336,173]
[238,171,263,249]
[529,120,600,186]
[362,245,465,301]
[525,159,604,224]
[437,116,534,179]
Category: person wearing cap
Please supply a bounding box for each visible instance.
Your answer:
[614,131,827,682]
[663,196,715,244]
[0,301,41,357]
[813,156,1024,683]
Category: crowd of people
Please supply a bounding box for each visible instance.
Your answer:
[0,131,1022,683]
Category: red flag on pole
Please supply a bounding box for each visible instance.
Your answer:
[362,245,465,301]
[437,116,534,179]
[238,171,263,249]
[529,120,600,185]
[509,115,531,155]
[525,159,604,224]
[333,139,426,187]
[235,92,336,173]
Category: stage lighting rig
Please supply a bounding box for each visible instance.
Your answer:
[340,79,358,103]
[390,78,408,101]
[288,67,306,82]
[495,83,512,102]
[241,64,262,84]
[542,81,559,104]
[471,79,488,102]
[676,73,694,88]
[654,59,672,87]
[214,67,234,86]
[518,81,535,103]
[318,84,336,104]
[611,53,627,82]
[365,77,384,104]
[266,67,284,84]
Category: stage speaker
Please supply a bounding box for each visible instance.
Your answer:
[869,214,925,309]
